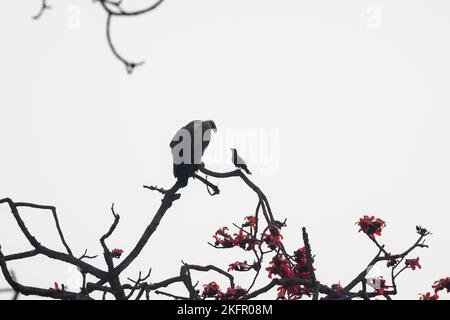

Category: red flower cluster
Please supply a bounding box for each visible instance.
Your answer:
[266,249,312,300]
[420,292,439,300]
[277,285,311,301]
[111,248,124,259]
[293,247,309,267]
[213,227,258,250]
[432,277,450,293]
[405,257,422,271]
[356,215,386,239]
[418,277,449,301]
[234,230,259,250]
[262,226,283,250]
[222,287,248,300]
[266,250,311,280]
[228,261,259,272]
[213,227,235,248]
[202,282,222,298]
[202,282,247,300]
[266,255,290,279]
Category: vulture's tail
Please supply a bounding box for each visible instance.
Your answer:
[177,176,189,188]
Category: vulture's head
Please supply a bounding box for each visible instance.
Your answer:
[203,120,217,133]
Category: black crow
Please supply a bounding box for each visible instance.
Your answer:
[231,148,251,175]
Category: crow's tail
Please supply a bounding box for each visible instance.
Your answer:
[242,165,252,175]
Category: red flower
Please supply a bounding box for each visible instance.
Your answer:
[375,278,388,295]
[213,227,236,248]
[243,216,257,228]
[386,255,399,268]
[292,247,312,276]
[202,282,248,300]
[269,225,281,236]
[420,292,439,300]
[50,282,64,291]
[111,248,124,259]
[376,287,386,295]
[367,276,388,295]
[405,257,422,271]
[356,215,386,239]
[233,230,259,251]
[331,282,342,292]
[266,250,313,281]
[293,247,308,265]
[213,225,260,250]
[432,277,450,293]
[262,226,283,250]
[265,249,314,299]
[266,255,291,279]
[215,227,229,236]
[222,287,247,300]
[202,282,222,298]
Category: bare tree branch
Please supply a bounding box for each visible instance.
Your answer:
[0,154,440,300]
[31,0,165,73]
[32,0,51,20]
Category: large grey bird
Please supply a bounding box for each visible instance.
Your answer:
[231,148,252,175]
[170,120,217,187]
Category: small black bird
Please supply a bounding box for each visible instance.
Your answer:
[170,120,217,187]
[231,148,251,175]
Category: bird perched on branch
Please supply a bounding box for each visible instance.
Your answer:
[231,148,252,175]
[170,120,217,187]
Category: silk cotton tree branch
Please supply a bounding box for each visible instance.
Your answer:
[0,164,446,299]
[191,205,436,300]
[31,0,165,73]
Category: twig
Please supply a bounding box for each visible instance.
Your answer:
[154,290,189,300]
[32,0,50,20]
[192,173,220,196]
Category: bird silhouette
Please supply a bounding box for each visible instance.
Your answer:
[231,148,252,175]
[170,120,217,187]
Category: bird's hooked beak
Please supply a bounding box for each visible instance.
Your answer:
[206,120,217,133]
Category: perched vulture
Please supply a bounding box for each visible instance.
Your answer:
[231,148,252,175]
[170,120,217,187]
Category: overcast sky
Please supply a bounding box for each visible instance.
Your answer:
[1,0,449,300]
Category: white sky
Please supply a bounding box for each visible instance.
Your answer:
[1,0,449,300]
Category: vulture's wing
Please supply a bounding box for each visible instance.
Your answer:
[192,120,204,165]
